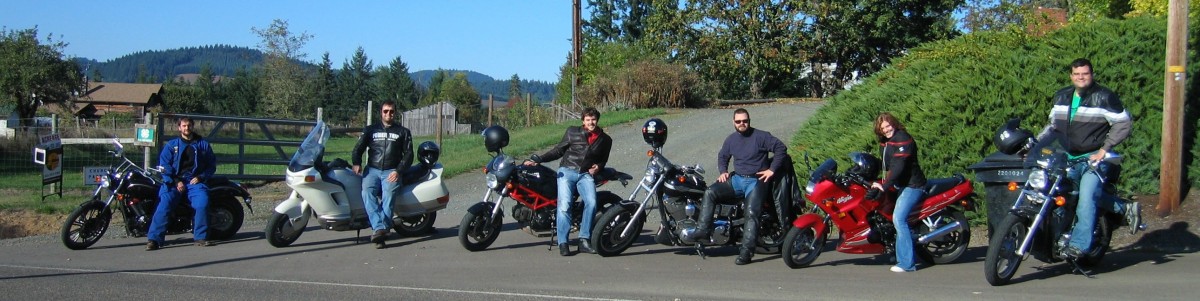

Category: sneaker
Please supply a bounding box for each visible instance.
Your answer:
[145,241,160,251]
[890,265,915,273]
[579,239,597,254]
[374,241,386,249]
[1124,202,1142,234]
[194,240,215,247]
[559,243,572,256]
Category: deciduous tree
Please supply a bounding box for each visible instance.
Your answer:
[252,19,313,119]
[0,27,84,129]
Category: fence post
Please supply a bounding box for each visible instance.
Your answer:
[526,93,531,127]
[437,101,444,146]
[488,94,493,126]
[143,113,153,170]
[366,100,373,126]
[317,107,323,123]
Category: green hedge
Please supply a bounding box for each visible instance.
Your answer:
[791,16,1198,196]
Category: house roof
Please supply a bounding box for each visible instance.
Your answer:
[79,82,163,105]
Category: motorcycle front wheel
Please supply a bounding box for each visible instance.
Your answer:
[60,201,113,250]
[265,212,305,247]
[781,225,825,268]
[394,212,437,236]
[458,208,501,251]
[985,214,1028,286]
[206,197,245,240]
[917,210,971,264]
[591,206,644,257]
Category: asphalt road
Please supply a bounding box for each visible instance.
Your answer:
[2,101,1197,300]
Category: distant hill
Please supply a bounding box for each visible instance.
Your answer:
[74,45,556,104]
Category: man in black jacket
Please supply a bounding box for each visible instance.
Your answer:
[1040,58,1140,257]
[525,107,612,256]
[352,100,413,249]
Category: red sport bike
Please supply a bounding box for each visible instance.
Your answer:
[781,152,976,268]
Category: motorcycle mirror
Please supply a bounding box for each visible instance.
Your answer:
[693,164,705,174]
[111,138,124,157]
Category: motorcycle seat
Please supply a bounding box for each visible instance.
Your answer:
[923,174,966,196]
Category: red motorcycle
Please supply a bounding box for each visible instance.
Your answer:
[781,152,976,268]
[458,126,632,251]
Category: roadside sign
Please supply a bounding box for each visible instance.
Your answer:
[84,166,108,185]
[36,133,63,185]
[135,124,156,147]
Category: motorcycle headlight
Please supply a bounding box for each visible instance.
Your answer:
[486,173,501,189]
[101,177,112,189]
[1026,169,1048,192]
[805,181,816,195]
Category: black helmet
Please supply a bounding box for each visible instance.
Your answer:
[482,125,509,153]
[994,118,1033,155]
[417,141,441,165]
[642,118,668,148]
[847,152,881,181]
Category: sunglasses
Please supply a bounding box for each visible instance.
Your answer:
[382,110,395,114]
[734,119,750,125]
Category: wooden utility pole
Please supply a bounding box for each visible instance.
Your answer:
[1158,0,1189,216]
[487,94,494,126]
[572,0,582,106]
[437,101,444,146]
[526,93,532,127]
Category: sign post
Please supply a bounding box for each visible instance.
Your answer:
[34,133,63,200]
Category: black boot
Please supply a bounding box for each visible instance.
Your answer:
[690,184,727,241]
[559,243,572,256]
[735,248,754,265]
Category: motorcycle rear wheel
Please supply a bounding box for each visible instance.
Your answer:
[458,209,501,251]
[984,214,1028,286]
[206,197,245,240]
[781,225,825,268]
[265,212,305,247]
[61,201,112,250]
[394,212,437,236]
[591,206,644,257]
[917,210,971,264]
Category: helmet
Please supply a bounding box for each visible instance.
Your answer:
[417,141,440,165]
[642,118,668,148]
[482,125,509,153]
[994,118,1033,155]
[847,152,881,181]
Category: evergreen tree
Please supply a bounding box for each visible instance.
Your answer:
[375,55,418,111]
[335,47,375,124]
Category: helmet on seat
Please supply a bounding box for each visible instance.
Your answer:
[994,118,1033,155]
[417,141,440,165]
[482,125,509,153]
[847,152,881,181]
[642,118,668,148]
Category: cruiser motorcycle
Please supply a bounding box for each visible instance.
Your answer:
[458,126,632,251]
[782,152,974,268]
[60,139,252,250]
[984,119,1137,285]
[266,121,450,247]
[590,118,795,257]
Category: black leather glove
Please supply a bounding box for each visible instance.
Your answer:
[865,188,882,200]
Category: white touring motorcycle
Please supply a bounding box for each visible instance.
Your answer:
[265,121,450,247]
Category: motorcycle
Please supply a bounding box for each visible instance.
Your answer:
[781,152,975,268]
[590,129,795,257]
[265,121,450,247]
[984,119,1136,285]
[60,139,253,250]
[457,132,632,252]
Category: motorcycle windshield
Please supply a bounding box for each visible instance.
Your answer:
[289,121,330,172]
[1025,131,1065,168]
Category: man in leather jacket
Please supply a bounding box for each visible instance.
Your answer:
[525,107,612,256]
[352,100,414,249]
[1039,58,1140,257]
[146,117,217,250]
[692,108,788,265]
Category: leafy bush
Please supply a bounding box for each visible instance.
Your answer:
[792,16,1198,196]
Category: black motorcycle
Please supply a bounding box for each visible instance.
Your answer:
[984,119,1137,285]
[590,128,797,257]
[60,140,253,250]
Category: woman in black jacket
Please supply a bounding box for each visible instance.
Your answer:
[870,112,926,273]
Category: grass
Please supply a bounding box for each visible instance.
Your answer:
[0,108,667,213]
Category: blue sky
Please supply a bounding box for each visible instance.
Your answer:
[2,1,577,82]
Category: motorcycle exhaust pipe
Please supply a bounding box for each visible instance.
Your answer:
[917,220,963,244]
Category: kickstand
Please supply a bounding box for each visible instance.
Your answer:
[694,244,707,259]
[549,237,555,251]
[355,229,362,244]
[1068,258,1095,278]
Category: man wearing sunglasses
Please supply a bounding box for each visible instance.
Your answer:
[352,100,414,249]
[689,108,787,265]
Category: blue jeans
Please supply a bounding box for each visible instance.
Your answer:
[362,168,401,231]
[556,167,596,244]
[730,174,758,199]
[1066,160,1124,252]
[148,182,209,243]
[893,186,925,271]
